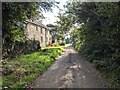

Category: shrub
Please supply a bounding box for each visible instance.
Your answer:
[59,42,65,46]
[2,39,40,59]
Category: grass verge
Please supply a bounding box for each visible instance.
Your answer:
[2,47,63,89]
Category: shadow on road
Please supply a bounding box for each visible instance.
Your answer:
[29,45,111,88]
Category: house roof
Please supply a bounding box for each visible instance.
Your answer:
[26,20,48,29]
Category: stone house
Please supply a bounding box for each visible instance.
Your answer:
[25,20,52,47]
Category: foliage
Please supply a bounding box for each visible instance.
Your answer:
[2,2,58,59]
[2,39,40,59]
[3,2,38,43]
[65,2,120,87]
[2,47,63,89]
[47,12,73,43]
[59,42,65,46]
[55,12,73,33]
[2,2,57,41]
[71,28,85,50]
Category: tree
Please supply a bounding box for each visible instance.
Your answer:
[48,12,73,44]
[65,2,120,87]
[2,2,58,42]
[2,2,58,58]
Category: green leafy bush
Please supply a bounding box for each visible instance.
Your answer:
[59,42,65,46]
[2,39,40,59]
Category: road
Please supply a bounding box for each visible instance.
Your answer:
[28,45,111,88]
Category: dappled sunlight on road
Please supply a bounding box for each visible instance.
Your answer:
[29,45,111,88]
[70,64,81,69]
[59,70,73,88]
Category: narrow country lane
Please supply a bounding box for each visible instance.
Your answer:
[28,45,111,88]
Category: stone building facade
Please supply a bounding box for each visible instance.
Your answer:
[25,21,52,47]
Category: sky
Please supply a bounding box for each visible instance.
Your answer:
[42,0,68,25]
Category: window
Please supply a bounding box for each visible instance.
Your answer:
[41,28,42,34]
[49,37,51,40]
[45,29,48,35]
[36,26,38,31]
[50,31,52,35]
[46,37,48,42]
[45,29,47,35]
[41,37,43,43]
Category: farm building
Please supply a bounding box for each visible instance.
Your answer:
[25,20,52,47]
